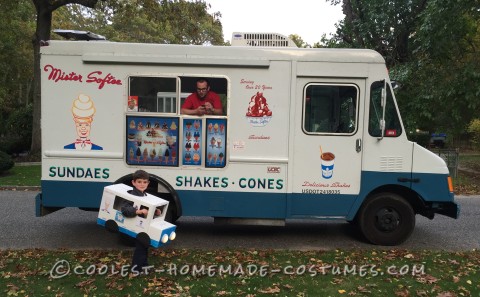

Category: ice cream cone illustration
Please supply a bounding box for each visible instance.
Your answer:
[128,148,133,160]
[172,150,177,164]
[150,148,156,161]
[136,147,141,161]
[208,123,213,133]
[213,153,218,164]
[220,123,225,134]
[210,137,216,148]
[208,152,212,163]
[164,149,170,164]
[219,152,224,163]
[193,142,200,151]
[214,123,219,134]
[194,120,200,130]
[143,148,148,161]
[217,138,222,148]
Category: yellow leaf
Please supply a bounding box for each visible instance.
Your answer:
[338,290,347,294]
[466,280,472,285]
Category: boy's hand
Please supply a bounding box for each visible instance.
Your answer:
[136,209,148,216]
[155,209,162,216]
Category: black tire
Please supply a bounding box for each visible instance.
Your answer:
[105,220,119,233]
[136,232,151,247]
[119,233,136,247]
[358,193,415,246]
[164,203,178,223]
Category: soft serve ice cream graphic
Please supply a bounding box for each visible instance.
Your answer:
[245,92,272,127]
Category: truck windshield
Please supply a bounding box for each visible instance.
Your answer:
[369,81,402,137]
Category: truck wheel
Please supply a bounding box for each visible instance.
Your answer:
[105,220,119,233]
[165,204,178,223]
[358,193,415,246]
[136,232,151,247]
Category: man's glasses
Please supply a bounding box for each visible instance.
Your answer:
[197,88,208,92]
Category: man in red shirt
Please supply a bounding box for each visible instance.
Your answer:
[181,78,223,115]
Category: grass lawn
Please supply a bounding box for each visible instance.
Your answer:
[0,164,40,187]
[455,154,480,195]
[1,248,479,296]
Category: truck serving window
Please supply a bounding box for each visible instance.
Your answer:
[128,77,177,113]
[303,84,358,134]
[369,81,402,137]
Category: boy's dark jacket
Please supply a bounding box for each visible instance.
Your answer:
[121,188,147,218]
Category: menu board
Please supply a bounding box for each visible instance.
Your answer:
[182,119,202,166]
[205,118,227,168]
[126,116,179,166]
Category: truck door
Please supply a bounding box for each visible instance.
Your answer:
[290,78,365,217]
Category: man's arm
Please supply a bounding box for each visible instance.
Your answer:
[181,106,206,115]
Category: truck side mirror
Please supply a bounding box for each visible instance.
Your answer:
[378,79,387,140]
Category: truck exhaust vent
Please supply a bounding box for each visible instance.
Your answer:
[231,32,297,48]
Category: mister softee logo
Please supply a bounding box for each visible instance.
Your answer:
[43,64,122,89]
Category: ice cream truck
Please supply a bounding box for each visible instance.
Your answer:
[36,32,459,245]
[97,183,176,248]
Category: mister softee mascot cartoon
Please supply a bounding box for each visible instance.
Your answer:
[64,94,103,150]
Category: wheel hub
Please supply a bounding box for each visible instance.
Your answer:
[375,208,400,232]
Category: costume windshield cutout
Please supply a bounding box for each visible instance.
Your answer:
[64,94,103,150]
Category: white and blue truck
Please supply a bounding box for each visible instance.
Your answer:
[36,32,459,245]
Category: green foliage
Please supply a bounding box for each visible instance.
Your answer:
[468,119,480,147]
[0,105,32,154]
[0,151,14,173]
[323,0,480,140]
[289,34,310,48]
[0,0,35,110]
[408,132,430,147]
[52,0,224,45]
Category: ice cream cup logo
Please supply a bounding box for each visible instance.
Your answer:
[320,152,335,179]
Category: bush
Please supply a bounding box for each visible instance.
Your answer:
[408,133,430,147]
[468,119,480,148]
[0,151,14,173]
[0,104,32,155]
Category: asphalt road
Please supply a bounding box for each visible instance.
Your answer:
[1,190,479,251]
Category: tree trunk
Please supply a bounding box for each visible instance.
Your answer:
[30,6,52,155]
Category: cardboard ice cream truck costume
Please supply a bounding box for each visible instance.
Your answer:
[36,32,459,246]
[97,184,176,248]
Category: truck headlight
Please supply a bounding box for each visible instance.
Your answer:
[169,232,176,241]
[161,234,169,243]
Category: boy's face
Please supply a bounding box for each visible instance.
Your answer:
[132,178,149,192]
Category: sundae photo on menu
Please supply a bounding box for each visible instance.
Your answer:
[64,94,103,150]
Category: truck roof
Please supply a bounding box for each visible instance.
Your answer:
[41,40,385,65]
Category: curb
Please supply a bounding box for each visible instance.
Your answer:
[0,186,41,191]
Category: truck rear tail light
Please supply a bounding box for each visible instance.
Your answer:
[169,232,176,241]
